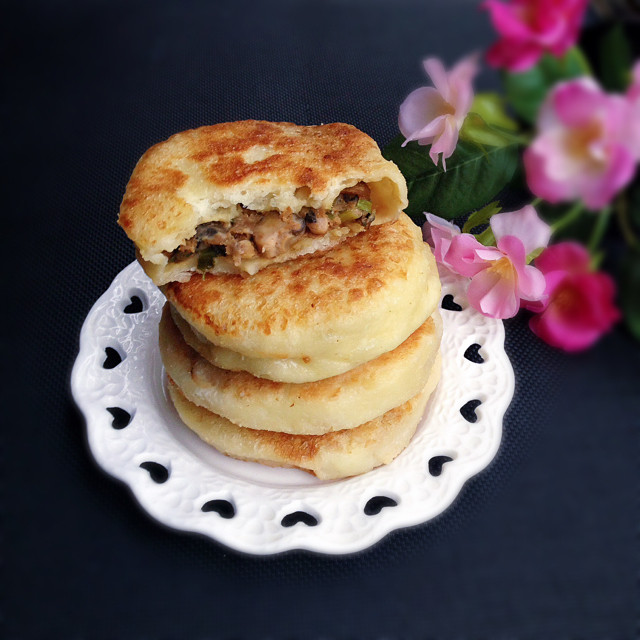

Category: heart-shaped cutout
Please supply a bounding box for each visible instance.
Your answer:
[441,294,462,312]
[281,511,318,527]
[106,407,132,429]
[428,455,453,477]
[201,499,235,519]
[124,295,144,314]
[139,461,169,484]
[103,347,123,369]
[460,399,482,423]
[463,343,485,364]
[364,496,398,516]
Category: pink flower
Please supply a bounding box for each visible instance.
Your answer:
[628,59,640,102]
[483,0,588,72]
[399,55,478,169]
[422,213,460,262]
[626,60,640,159]
[524,78,637,210]
[525,242,620,351]
[425,206,550,318]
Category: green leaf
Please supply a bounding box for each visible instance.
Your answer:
[382,135,519,221]
[462,201,502,233]
[503,47,592,124]
[527,247,544,264]
[470,92,518,131]
[460,113,523,148]
[620,248,640,342]
[598,23,632,92]
[476,226,496,246]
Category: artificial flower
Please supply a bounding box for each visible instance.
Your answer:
[399,54,478,169]
[524,78,637,210]
[627,59,640,102]
[483,0,587,72]
[525,242,620,351]
[422,213,460,262]
[425,206,550,318]
[625,60,640,159]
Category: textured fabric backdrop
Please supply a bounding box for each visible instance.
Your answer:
[4,1,638,638]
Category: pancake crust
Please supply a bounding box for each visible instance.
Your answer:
[166,353,441,480]
[118,121,408,281]
[164,213,440,377]
[160,304,442,434]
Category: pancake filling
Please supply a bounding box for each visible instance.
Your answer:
[166,182,375,270]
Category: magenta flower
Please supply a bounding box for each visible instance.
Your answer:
[483,0,587,72]
[524,78,637,210]
[425,206,550,319]
[524,242,620,351]
[399,55,478,169]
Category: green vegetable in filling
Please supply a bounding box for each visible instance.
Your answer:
[197,245,226,271]
[356,199,373,214]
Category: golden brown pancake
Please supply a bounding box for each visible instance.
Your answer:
[159,304,442,434]
[164,213,441,382]
[166,353,441,480]
[118,121,408,284]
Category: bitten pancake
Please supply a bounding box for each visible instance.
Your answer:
[159,304,442,434]
[118,121,408,284]
[166,353,441,480]
[164,213,440,382]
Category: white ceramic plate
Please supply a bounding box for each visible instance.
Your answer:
[71,262,514,555]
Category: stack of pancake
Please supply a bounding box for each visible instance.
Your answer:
[119,121,442,480]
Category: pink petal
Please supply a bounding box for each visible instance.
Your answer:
[430,116,459,168]
[423,213,461,262]
[552,78,608,128]
[444,233,496,277]
[423,58,451,104]
[402,114,448,147]
[528,270,620,351]
[496,235,546,301]
[578,144,636,210]
[449,54,480,118]
[482,0,533,40]
[529,306,602,351]
[522,269,567,312]
[468,264,520,318]
[486,39,543,72]
[523,143,574,203]
[628,60,640,101]
[490,205,551,255]
[516,264,547,301]
[399,88,450,144]
[535,242,591,275]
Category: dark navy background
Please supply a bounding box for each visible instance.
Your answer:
[4,1,639,638]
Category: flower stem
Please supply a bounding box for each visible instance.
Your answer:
[551,201,585,234]
[587,206,611,254]
[531,197,543,207]
[616,194,638,248]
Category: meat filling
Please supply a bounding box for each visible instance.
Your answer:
[167,182,375,269]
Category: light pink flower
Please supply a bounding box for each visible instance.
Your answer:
[399,55,478,169]
[628,59,640,102]
[422,213,461,262]
[626,60,640,159]
[524,242,620,351]
[524,78,637,210]
[425,206,550,318]
[483,0,587,72]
